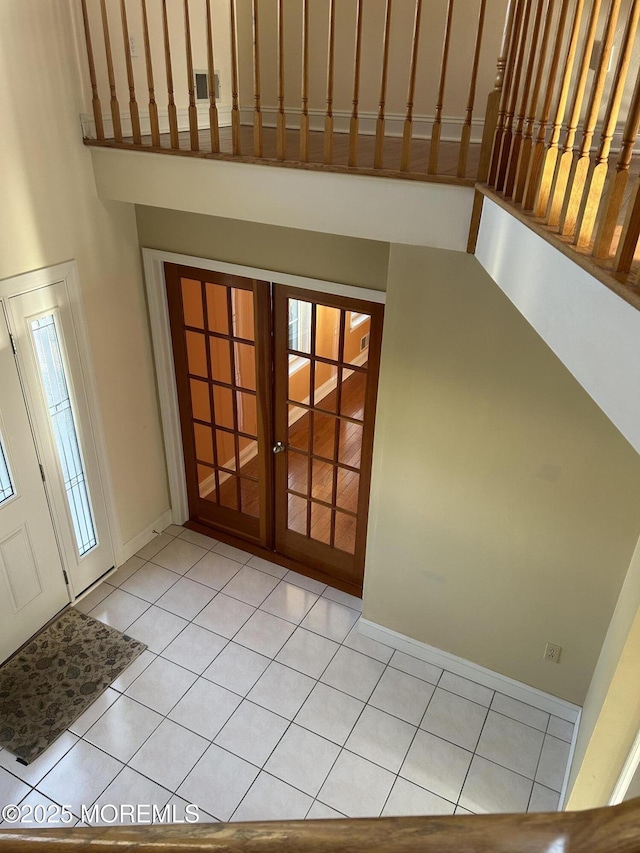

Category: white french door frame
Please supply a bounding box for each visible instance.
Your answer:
[141,248,386,526]
[0,261,118,599]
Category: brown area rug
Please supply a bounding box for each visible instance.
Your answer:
[0,608,146,764]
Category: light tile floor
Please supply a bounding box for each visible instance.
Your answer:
[0,525,574,826]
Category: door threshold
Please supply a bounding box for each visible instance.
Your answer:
[185,520,363,598]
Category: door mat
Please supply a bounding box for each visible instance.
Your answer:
[0,608,146,764]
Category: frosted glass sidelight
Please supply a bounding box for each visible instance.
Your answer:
[30,315,97,556]
[0,438,15,505]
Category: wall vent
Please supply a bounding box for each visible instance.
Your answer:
[360,333,370,352]
[194,70,220,102]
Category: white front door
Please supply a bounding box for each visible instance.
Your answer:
[6,282,115,595]
[0,313,68,663]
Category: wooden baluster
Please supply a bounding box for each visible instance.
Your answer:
[80,0,104,140]
[477,0,517,184]
[532,0,585,217]
[140,0,160,146]
[324,0,336,164]
[300,0,310,162]
[596,70,640,259]
[495,0,533,191]
[503,0,545,196]
[276,0,286,160]
[615,176,640,273]
[205,0,220,153]
[401,0,423,172]
[120,0,141,144]
[374,0,393,170]
[513,0,554,202]
[522,0,571,211]
[161,0,180,149]
[558,0,622,236]
[348,0,364,167]
[184,0,199,151]
[488,0,527,186]
[575,0,640,248]
[252,0,263,157]
[229,0,241,155]
[546,0,601,226]
[457,0,487,178]
[100,0,122,141]
[429,0,456,175]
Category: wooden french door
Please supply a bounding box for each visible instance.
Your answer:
[165,264,383,592]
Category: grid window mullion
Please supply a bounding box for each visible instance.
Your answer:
[200,280,221,503]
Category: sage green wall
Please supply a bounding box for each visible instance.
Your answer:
[363,244,640,705]
[135,207,389,291]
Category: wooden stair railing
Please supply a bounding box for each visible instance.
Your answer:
[480,0,640,301]
[79,0,501,184]
[2,800,640,851]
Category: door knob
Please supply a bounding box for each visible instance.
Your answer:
[273,441,285,454]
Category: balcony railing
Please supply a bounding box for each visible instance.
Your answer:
[78,0,640,301]
[2,799,640,850]
[78,0,512,182]
[479,0,640,302]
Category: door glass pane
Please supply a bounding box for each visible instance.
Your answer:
[212,386,234,430]
[288,299,312,354]
[310,501,331,545]
[238,438,258,476]
[0,437,15,505]
[206,283,229,335]
[234,342,256,390]
[190,379,211,423]
[313,363,338,412]
[186,331,207,378]
[311,458,333,503]
[334,511,357,554]
[240,478,259,517]
[345,312,371,366]
[287,492,307,536]
[288,407,309,451]
[288,357,311,404]
[287,449,308,494]
[236,392,257,436]
[30,315,97,557]
[340,369,366,421]
[312,413,336,461]
[219,475,239,510]
[315,306,341,361]
[216,430,236,471]
[181,279,204,329]
[232,289,255,340]
[198,463,217,501]
[209,338,232,385]
[338,420,363,468]
[336,468,359,513]
[193,423,214,465]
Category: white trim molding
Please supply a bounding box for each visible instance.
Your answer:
[142,248,386,526]
[358,617,581,724]
[610,728,640,805]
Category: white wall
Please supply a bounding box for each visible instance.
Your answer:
[0,0,169,556]
[91,147,474,251]
[475,198,640,456]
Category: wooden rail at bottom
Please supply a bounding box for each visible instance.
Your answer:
[2,801,640,852]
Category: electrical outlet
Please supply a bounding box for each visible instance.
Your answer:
[129,35,137,58]
[544,643,562,663]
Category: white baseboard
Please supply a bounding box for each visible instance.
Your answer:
[117,508,173,565]
[358,617,581,724]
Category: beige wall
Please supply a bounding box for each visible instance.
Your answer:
[135,206,390,290]
[363,244,640,706]
[235,0,508,121]
[0,0,168,549]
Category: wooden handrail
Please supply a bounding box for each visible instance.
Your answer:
[3,800,640,851]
